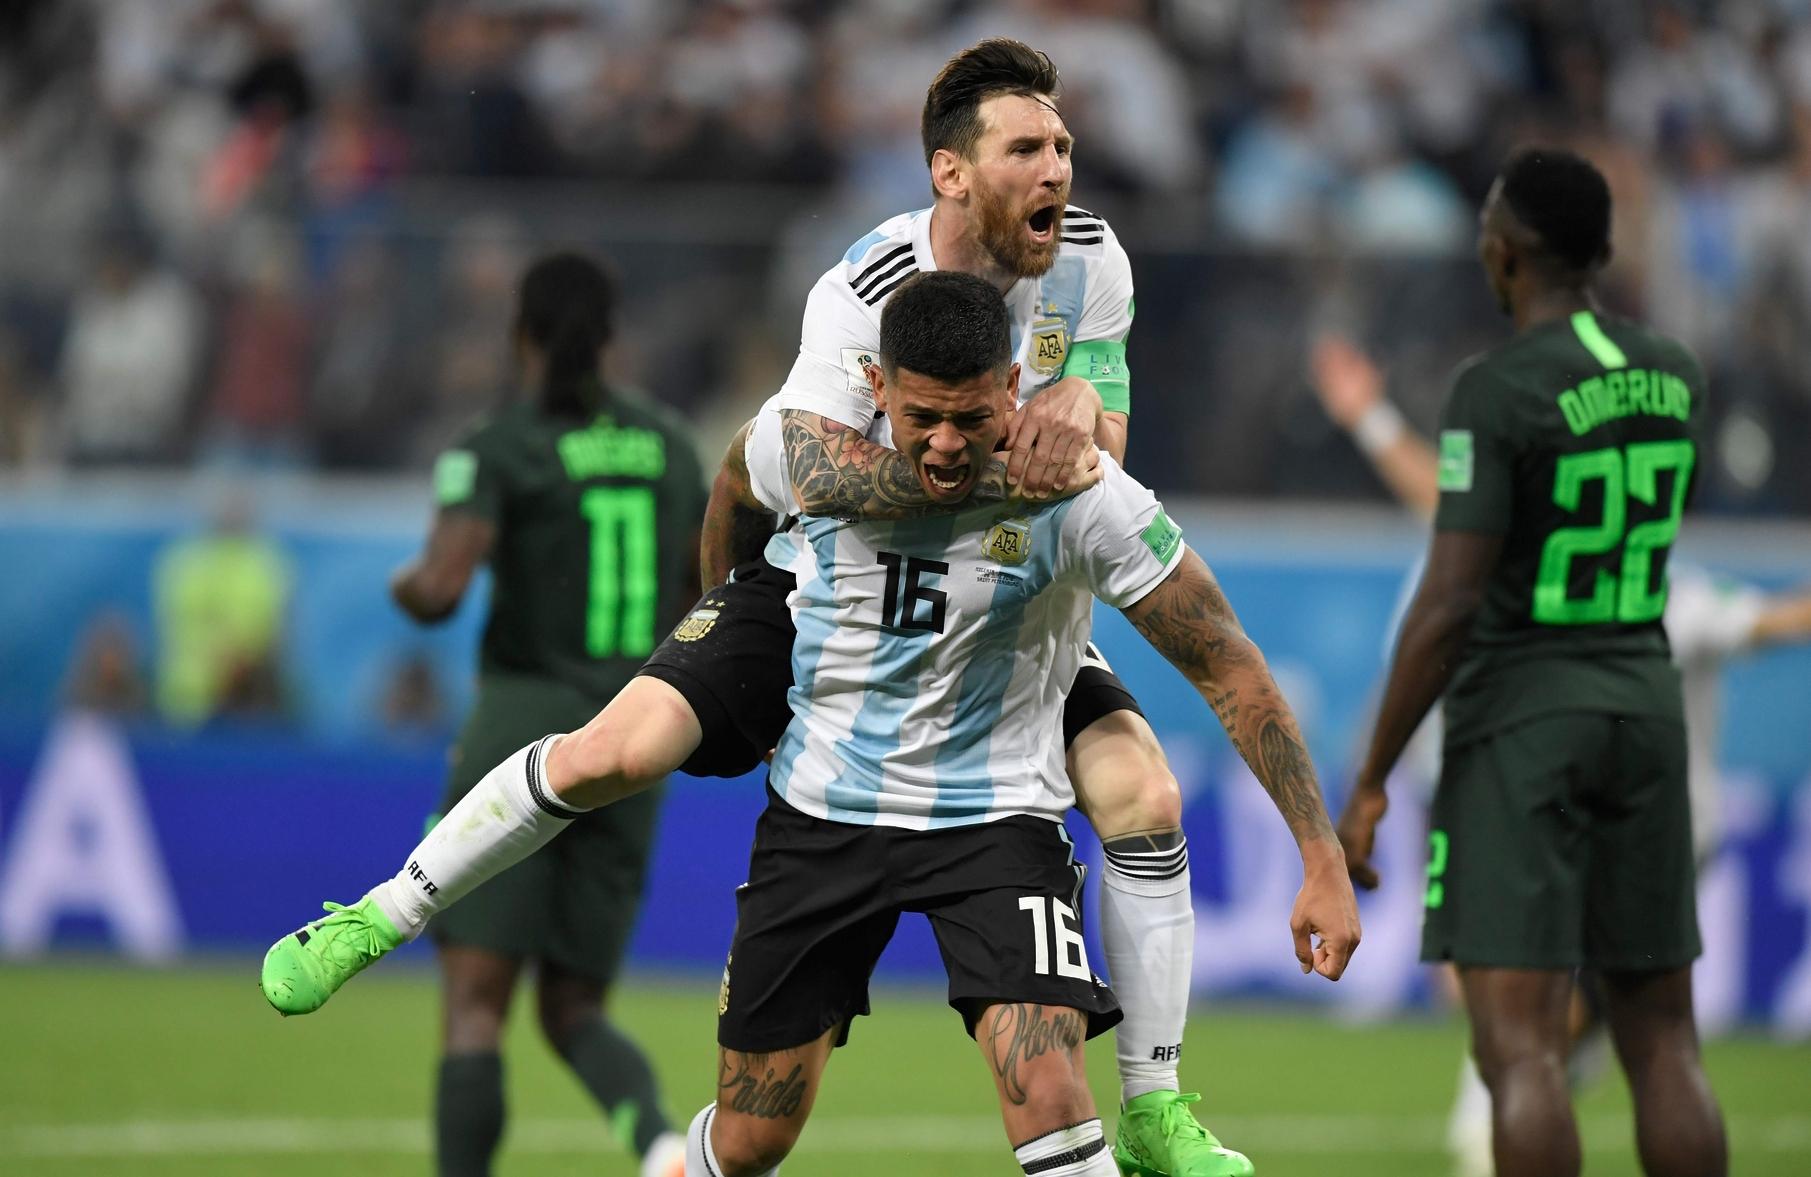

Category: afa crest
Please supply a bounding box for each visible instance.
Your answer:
[982,519,1032,566]
[673,604,722,642]
[1030,317,1068,376]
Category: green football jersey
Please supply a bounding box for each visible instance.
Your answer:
[432,388,706,702]
[1434,310,1705,745]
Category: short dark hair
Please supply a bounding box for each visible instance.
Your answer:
[922,38,1060,166]
[878,272,1011,384]
[1498,148,1612,271]
[515,251,616,419]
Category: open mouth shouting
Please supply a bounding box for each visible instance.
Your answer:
[1026,202,1058,247]
[922,459,973,498]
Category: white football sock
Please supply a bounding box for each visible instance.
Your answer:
[1013,1119,1117,1175]
[685,1104,781,1177]
[1447,1053,1494,1177]
[367,735,582,938]
[1101,832,1193,1103]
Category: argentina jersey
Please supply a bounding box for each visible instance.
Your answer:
[764,458,1185,830]
[745,204,1135,516]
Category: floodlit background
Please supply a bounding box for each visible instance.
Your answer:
[1,2,1809,1174]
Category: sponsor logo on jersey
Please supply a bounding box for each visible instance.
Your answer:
[982,518,1032,565]
[1030,317,1069,376]
[674,605,722,642]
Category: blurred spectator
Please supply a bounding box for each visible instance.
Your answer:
[309,233,411,468]
[56,230,203,466]
[0,0,1807,512]
[152,497,292,727]
[416,214,526,464]
[200,225,312,468]
[63,611,150,716]
[379,650,449,737]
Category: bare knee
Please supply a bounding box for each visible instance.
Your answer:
[551,683,698,807]
[1470,1023,1567,1096]
[711,1107,802,1175]
[439,949,517,1054]
[1068,714,1181,839]
[535,972,604,1053]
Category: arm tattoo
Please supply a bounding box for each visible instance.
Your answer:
[781,410,1009,519]
[983,1003,1086,1106]
[1129,552,1337,845]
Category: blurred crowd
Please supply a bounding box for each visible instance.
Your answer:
[2,0,1810,512]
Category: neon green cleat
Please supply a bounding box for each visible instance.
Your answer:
[260,898,403,1016]
[1114,1091,1254,1177]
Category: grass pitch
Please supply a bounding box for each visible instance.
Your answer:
[1,959,1806,1176]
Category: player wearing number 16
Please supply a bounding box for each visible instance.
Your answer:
[1335,149,1725,1177]
[277,252,702,1177]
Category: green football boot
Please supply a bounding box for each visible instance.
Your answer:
[1114,1091,1254,1177]
[260,898,403,1016]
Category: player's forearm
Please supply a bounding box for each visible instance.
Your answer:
[780,409,1010,519]
[1357,588,1479,790]
[1127,552,1338,849]
[1752,591,1811,647]
[1096,411,1128,465]
[1371,435,1440,521]
[701,422,776,588]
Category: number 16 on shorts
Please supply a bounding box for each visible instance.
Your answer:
[1020,895,1091,979]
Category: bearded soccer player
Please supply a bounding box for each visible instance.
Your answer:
[263,39,1242,1177]
[1336,148,1727,1177]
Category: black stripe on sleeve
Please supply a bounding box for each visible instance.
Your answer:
[863,267,919,305]
[850,243,912,292]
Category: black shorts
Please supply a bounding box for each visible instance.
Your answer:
[639,561,1147,777]
[637,559,799,778]
[1421,712,1700,972]
[716,789,1122,1053]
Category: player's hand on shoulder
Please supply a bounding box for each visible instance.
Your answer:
[1008,376,1103,497]
[1016,443,1104,504]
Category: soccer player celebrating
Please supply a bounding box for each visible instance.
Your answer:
[1335,149,1728,1177]
[265,39,1251,1176]
[276,253,701,1177]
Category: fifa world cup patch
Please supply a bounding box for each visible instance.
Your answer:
[673,603,723,642]
[982,518,1032,565]
[840,348,880,396]
[1030,317,1069,376]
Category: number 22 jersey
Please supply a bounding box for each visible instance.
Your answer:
[1434,310,1707,746]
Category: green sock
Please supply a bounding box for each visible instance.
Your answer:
[556,1017,671,1156]
[436,1052,504,1177]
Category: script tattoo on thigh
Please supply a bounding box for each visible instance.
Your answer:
[718,1051,809,1120]
[984,1003,1085,1106]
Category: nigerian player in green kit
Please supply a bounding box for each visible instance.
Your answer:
[262,252,703,1177]
[1336,149,1726,1177]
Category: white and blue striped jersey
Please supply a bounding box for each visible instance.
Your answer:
[746,204,1135,515]
[764,457,1184,830]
